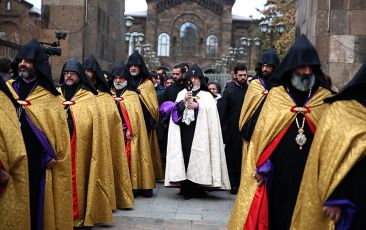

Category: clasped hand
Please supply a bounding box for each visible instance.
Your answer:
[46,159,57,169]
[184,91,198,110]
[254,173,265,186]
[323,205,342,223]
[184,91,192,101]
[186,101,198,110]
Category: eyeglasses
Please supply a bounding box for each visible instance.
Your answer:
[64,71,78,76]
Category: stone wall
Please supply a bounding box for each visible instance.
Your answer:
[0,1,41,45]
[41,0,125,79]
[296,0,366,88]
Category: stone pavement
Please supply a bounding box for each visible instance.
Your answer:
[93,182,236,230]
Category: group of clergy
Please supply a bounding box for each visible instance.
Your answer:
[1,33,365,230]
[228,34,366,230]
[0,40,165,229]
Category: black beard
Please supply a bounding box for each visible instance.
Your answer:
[176,78,184,84]
[262,72,271,80]
[62,83,79,101]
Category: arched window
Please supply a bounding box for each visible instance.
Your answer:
[180,22,197,55]
[206,35,218,57]
[158,33,170,56]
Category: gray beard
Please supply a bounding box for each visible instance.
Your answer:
[19,70,30,79]
[114,81,127,90]
[291,72,315,92]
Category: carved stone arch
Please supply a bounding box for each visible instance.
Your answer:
[171,12,206,33]
[170,12,207,57]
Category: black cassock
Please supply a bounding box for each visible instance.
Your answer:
[17,79,45,230]
[268,83,319,230]
[158,82,185,105]
[174,89,205,197]
[218,82,247,189]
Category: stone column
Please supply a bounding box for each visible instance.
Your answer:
[296,0,366,88]
[221,5,233,60]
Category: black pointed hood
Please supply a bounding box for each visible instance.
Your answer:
[270,34,330,89]
[111,61,136,91]
[184,63,208,91]
[12,39,60,95]
[111,61,127,79]
[258,48,280,68]
[82,54,111,94]
[126,50,151,80]
[325,58,366,103]
[59,57,98,95]
[256,48,280,88]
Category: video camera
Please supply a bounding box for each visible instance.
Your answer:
[39,32,67,57]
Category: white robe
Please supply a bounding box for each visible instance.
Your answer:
[164,89,230,190]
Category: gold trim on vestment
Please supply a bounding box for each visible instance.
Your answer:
[7,80,74,230]
[228,86,332,230]
[58,88,114,227]
[0,91,30,230]
[137,80,164,179]
[119,90,156,189]
[291,100,366,230]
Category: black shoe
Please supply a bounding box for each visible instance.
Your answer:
[133,189,140,197]
[230,186,238,195]
[141,189,153,197]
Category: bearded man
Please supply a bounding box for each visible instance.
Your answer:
[6,39,73,230]
[239,48,280,141]
[218,64,248,194]
[126,51,163,185]
[59,58,114,227]
[159,64,187,104]
[111,61,156,196]
[165,64,230,200]
[291,58,366,230]
[228,35,333,230]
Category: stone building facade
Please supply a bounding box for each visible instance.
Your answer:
[296,0,366,88]
[41,0,126,79]
[126,0,260,73]
[0,0,41,58]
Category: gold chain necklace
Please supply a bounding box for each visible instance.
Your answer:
[288,87,312,150]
